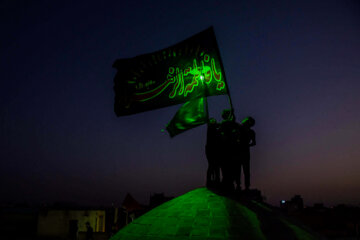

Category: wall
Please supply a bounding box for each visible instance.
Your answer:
[37,210,105,238]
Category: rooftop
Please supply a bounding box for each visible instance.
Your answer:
[110,187,320,239]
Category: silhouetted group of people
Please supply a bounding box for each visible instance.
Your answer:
[206,109,256,193]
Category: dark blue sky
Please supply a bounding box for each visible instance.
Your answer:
[1,0,360,207]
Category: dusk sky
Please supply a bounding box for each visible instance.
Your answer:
[1,0,360,207]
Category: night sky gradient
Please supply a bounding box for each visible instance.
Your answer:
[1,0,360,207]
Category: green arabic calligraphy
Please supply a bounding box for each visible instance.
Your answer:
[132,54,225,102]
[167,54,225,99]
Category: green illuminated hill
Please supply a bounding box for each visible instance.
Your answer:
[111,188,319,240]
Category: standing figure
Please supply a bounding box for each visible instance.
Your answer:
[85,222,93,240]
[219,109,241,192]
[205,118,221,188]
[238,116,256,191]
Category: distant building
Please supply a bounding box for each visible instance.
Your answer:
[37,207,106,240]
[280,195,304,212]
[122,193,145,225]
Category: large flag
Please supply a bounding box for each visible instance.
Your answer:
[113,27,227,116]
[166,97,207,138]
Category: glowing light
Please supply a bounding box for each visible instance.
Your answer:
[130,53,226,102]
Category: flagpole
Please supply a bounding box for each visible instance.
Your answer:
[201,70,210,124]
[211,27,235,115]
[205,95,209,124]
[201,75,210,124]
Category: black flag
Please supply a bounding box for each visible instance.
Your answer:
[113,27,227,116]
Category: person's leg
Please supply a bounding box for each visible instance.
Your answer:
[205,147,212,187]
[244,158,250,190]
[235,162,241,191]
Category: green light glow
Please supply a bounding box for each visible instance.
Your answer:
[281,219,317,240]
[114,27,231,115]
[129,53,226,103]
[166,54,225,98]
[110,188,267,240]
[110,188,319,240]
[169,68,183,98]
[241,117,249,124]
[134,79,174,102]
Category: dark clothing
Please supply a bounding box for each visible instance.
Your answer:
[219,120,256,191]
[206,122,221,186]
[219,120,241,148]
[237,126,256,189]
[219,120,242,191]
[86,226,93,240]
[206,122,220,147]
[242,158,250,189]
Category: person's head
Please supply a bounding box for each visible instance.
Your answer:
[241,116,255,128]
[86,222,90,228]
[222,109,233,121]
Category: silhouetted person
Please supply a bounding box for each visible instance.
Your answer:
[238,116,256,190]
[206,118,221,188]
[85,222,93,240]
[69,220,78,240]
[219,109,241,192]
